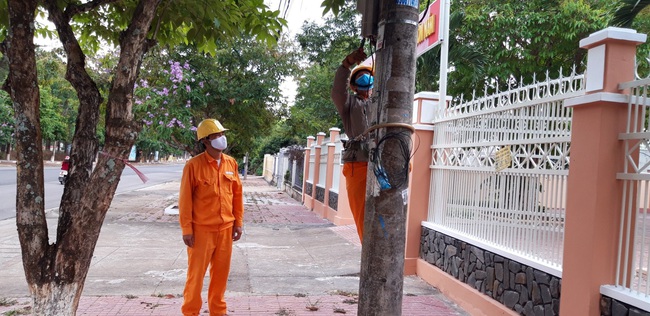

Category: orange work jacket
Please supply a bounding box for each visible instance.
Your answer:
[178,152,244,235]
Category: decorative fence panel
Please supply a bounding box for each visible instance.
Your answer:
[306,144,316,195]
[331,141,343,193]
[427,72,584,275]
[603,78,650,311]
[318,146,328,188]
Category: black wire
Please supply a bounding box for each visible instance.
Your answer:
[418,0,432,24]
[372,130,413,189]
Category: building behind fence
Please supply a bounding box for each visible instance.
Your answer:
[266,27,650,316]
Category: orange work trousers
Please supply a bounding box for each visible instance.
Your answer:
[343,161,368,242]
[182,227,233,316]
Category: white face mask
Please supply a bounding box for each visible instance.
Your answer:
[210,135,227,150]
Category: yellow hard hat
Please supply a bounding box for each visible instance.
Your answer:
[196,119,228,140]
[349,65,374,90]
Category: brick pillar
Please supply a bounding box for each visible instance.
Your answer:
[329,127,340,143]
[560,27,646,316]
[323,128,341,219]
[404,92,444,275]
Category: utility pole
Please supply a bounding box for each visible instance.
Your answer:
[358,0,419,315]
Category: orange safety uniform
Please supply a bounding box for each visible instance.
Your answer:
[179,152,243,316]
[331,64,372,242]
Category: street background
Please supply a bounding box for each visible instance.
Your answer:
[0,164,468,315]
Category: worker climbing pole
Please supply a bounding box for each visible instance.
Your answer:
[356,0,420,315]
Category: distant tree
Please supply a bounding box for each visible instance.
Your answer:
[36,49,79,150]
[134,38,298,159]
[291,1,360,138]
[446,0,613,98]
[415,11,487,93]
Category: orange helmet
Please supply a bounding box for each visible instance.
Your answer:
[196,119,228,140]
[349,65,374,91]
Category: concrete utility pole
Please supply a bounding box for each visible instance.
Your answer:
[358,0,419,315]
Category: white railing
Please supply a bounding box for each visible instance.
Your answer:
[605,78,650,311]
[427,71,584,276]
[307,145,316,184]
[331,141,343,193]
[318,146,328,187]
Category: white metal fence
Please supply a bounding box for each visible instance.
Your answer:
[426,71,585,276]
[307,143,315,190]
[318,145,328,188]
[604,78,650,310]
[331,140,343,193]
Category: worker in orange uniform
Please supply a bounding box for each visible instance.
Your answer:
[331,47,373,242]
[179,118,244,316]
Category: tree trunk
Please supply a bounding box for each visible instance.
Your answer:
[3,0,51,307]
[3,1,162,314]
[357,0,419,315]
[31,283,82,315]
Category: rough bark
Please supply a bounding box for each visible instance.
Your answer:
[357,0,419,315]
[5,0,51,297]
[6,1,161,314]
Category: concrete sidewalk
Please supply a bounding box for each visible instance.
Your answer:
[0,176,468,315]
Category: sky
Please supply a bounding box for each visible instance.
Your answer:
[266,0,326,36]
[265,0,327,105]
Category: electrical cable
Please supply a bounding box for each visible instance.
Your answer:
[371,130,413,190]
[418,0,432,24]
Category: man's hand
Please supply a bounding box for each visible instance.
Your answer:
[182,234,195,248]
[343,47,367,68]
[232,226,243,241]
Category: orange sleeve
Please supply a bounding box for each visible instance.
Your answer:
[232,161,244,227]
[178,161,194,235]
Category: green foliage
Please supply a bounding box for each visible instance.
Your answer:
[290,2,360,138]
[35,50,78,144]
[419,0,615,99]
[249,120,302,175]
[0,90,13,147]
[66,0,286,55]
[133,36,298,159]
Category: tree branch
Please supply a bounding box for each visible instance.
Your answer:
[64,0,120,19]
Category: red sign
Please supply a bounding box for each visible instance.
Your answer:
[416,0,441,57]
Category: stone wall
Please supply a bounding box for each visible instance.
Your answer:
[315,186,325,203]
[601,296,650,316]
[328,191,338,210]
[420,227,561,315]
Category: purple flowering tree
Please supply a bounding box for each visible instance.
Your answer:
[133,41,298,159]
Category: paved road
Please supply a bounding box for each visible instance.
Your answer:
[0,163,185,221]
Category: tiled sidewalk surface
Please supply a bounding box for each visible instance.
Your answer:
[2,294,464,315]
[0,176,467,316]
